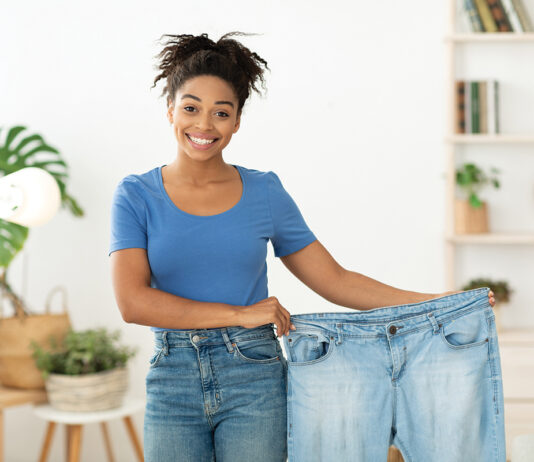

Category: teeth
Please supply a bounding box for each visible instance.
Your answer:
[188,135,216,145]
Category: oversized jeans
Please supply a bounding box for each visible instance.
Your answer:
[282,287,506,462]
[143,323,288,462]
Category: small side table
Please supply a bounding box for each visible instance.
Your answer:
[33,396,145,462]
[0,385,48,462]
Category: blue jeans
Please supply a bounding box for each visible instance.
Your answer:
[143,323,288,462]
[282,287,506,462]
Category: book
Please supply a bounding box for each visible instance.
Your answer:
[471,81,480,133]
[500,0,525,31]
[494,80,500,134]
[479,81,488,133]
[465,81,472,133]
[474,0,499,31]
[486,0,514,31]
[465,0,486,31]
[456,81,466,134]
[487,80,496,134]
[511,0,534,31]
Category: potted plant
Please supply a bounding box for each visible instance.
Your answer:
[30,327,138,411]
[455,163,500,234]
[461,278,512,331]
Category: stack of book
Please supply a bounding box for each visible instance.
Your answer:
[455,80,500,134]
[464,0,533,32]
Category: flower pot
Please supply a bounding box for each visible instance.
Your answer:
[44,366,128,411]
[454,199,489,234]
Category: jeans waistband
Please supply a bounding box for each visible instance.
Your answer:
[289,287,492,337]
[152,323,276,350]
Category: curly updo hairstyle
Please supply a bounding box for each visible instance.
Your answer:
[151,31,270,117]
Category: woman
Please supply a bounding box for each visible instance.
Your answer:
[109,31,495,462]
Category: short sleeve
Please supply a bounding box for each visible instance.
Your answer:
[108,177,147,256]
[267,171,317,258]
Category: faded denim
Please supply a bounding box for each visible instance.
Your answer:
[282,287,506,462]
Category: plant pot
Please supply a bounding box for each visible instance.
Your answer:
[454,199,489,234]
[44,366,128,411]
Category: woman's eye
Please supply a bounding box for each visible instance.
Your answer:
[183,107,228,117]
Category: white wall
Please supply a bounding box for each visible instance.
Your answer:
[1,0,533,460]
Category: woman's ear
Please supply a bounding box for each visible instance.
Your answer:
[167,104,174,125]
[233,114,241,133]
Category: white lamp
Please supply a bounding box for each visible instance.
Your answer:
[0,167,61,226]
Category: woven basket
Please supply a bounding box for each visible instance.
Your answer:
[45,366,128,411]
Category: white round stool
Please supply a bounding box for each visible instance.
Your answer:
[33,396,145,462]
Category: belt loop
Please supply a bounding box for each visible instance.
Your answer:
[427,312,440,334]
[335,323,343,345]
[221,327,234,353]
[162,331,169,355]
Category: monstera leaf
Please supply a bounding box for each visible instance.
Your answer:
[0,125,84,269]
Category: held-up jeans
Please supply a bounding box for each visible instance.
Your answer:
[282,287,506,462]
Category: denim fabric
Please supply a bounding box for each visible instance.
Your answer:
[282,287,506,462]
[143,323,287,462]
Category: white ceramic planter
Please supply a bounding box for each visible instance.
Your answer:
[45,366,128,411]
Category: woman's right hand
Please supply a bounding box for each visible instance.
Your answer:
[238,296,296,337]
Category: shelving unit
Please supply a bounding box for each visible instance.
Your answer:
[445,2,534,459]
[444,0,534,289]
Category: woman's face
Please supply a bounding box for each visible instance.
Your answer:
[167,75,240,163]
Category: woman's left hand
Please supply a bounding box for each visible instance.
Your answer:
[436,289,495,307]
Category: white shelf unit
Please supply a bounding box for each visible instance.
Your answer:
[444,0,534,289]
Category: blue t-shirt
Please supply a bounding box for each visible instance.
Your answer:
[108,164,317,332]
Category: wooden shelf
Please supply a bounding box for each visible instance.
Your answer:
[446,134,534,143]
[445,33,534,42]
[446,233,534,244]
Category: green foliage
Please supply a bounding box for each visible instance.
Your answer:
[461,278,512,304]
[0,125,84,268]
[455,163,500,209]
[30,327,138,379]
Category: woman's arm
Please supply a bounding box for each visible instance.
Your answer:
[280,240,495,310]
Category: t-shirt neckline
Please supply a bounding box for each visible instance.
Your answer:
[157,164,246,218]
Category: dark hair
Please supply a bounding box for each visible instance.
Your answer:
[151,32,270,116]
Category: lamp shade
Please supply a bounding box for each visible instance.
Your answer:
[0,167,61,227]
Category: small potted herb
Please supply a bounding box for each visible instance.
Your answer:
[30,327,137,411]
[455,163,500,234]
[462,278,512,331]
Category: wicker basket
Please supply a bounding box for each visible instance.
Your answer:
[45,366,128,411]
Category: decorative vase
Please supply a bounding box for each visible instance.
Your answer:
[44,366,128,411]
[454,199,489,234]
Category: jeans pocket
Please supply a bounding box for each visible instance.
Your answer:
[233,337,281,364]
[148,346,165,368]
[439,307,490,350]
[286,329,336,366]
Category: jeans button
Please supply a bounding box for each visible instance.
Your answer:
[192,335,200,342]
[389,325,397,335]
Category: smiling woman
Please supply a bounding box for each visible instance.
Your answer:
[109,32,304,462]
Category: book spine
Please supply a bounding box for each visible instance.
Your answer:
[511,0,534,31]
[474,0,498,31]
[487,80,496,134]
[465,81,472,134]
[456,81,466,134]
[500,0,524,31]
[494,81,500,134]
[486,0,514,31]
[479,81,488,133]
[465,0,486,31]
[472,81,480,133]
